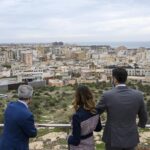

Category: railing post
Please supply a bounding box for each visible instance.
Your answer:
[67,127,70,150]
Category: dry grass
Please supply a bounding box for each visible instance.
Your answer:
[137,146,150,150]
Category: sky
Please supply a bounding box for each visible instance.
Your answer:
[0,0,150,43]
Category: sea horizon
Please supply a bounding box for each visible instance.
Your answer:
[0,41,150,49]
[75,41,150,49]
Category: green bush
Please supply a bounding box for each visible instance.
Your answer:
[12,94,18,98]
[96,143,105,150]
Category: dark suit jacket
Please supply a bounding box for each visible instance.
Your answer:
[96,86,148,148]
[0,101,37,150]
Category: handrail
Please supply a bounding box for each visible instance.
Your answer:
[37,123,71,128]
[0,123,150,128]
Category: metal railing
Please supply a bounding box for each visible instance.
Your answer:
[1,123,150,128]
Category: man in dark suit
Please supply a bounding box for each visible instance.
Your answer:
[96,67,148,150]
[0,85,37,150]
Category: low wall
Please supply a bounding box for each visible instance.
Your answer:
[0,85,8,92]
[28,80,46,88]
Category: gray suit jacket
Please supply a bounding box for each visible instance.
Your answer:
[96,86,148,148]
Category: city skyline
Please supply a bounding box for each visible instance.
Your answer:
[1,0,150,43]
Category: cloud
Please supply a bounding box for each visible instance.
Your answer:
[0,0,150,42]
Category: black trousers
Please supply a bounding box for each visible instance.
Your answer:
[105,144,135,150]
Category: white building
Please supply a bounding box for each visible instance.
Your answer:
[104,67,149,77]
[17,69,43,82]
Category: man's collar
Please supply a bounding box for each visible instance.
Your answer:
[18,100,28,108]
[116,84,126,87]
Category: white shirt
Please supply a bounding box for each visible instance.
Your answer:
[116,84,126,87]
[18,100,28,108]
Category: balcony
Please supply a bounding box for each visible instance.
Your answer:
[0,123,150,150]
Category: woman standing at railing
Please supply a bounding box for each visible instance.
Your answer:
[68,85,102,150]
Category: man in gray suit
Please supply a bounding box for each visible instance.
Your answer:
[96,67,148,150]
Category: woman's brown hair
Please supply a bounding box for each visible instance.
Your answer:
[72,85,96,113]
